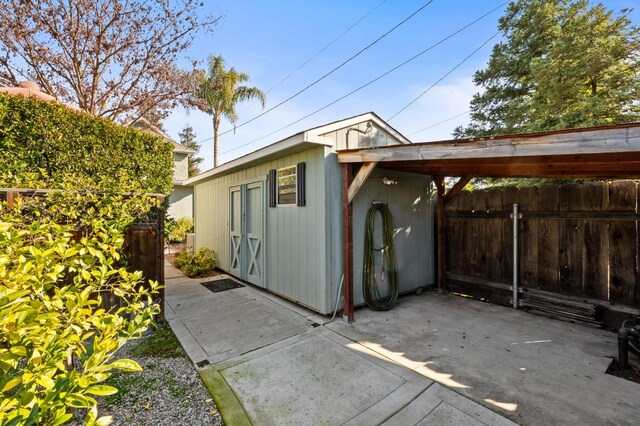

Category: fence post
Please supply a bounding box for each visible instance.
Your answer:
[156,197,165,322]
[6,190,18,209]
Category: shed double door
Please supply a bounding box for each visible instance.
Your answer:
[229,181,265,287]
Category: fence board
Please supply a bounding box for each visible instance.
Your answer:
[485,189,503,280]
[536,185,560,292]
[608,181,637,305]
[583,182,609,299]
[446,182,640,310]
[501,187,518,282]
[519,186,539,289]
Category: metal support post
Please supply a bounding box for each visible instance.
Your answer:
[512,203,520,309]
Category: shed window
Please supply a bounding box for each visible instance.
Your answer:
[277,166,296,205]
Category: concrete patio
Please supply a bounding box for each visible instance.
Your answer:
[165,262,639,425]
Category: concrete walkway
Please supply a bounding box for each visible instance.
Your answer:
[165,263,514,426]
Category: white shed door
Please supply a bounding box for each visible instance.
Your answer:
[229,186,243,278]
[245,182,264,286]
[228,181,265,287]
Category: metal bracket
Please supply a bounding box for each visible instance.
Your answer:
[509,213,523,219]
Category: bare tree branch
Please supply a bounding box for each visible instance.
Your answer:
[0,0,219,122]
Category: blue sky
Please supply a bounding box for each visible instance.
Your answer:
[164,0,640,171]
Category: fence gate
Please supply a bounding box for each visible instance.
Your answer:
[445,181,640,327]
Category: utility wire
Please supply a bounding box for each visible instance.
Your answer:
[219,1,507,156]
[237,0,388,115]
[388,31,499,121]
[408,110,470,136]
[203,0,435,143]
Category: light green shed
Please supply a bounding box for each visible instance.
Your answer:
[187,113,435,314]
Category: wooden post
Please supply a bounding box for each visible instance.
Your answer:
[434,177,446,293]
[342,163,354,322]
[6,190,18,209]
[156,197,166,322]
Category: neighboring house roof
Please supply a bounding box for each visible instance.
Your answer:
[0,81,82,111]
[185,111,411,186]
[129,117,195,154]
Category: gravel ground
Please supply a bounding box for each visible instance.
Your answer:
[71,324,222,426]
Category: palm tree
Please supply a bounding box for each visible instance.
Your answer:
[197,55,266,168]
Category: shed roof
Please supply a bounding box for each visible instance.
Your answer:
[186,112,409,185]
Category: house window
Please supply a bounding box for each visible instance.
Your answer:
[277,166,296,205]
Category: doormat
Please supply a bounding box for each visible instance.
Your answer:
[201,278,245,293]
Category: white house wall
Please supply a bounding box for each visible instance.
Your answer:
[173,152,190,181]
[193,146,328,312]
[168,186,193,219]
[169,152,193,219]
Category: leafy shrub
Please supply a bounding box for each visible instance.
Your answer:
[0,192,161,425]
[165,217,194,244]
[173,247,216,277]
[0,92,174,194]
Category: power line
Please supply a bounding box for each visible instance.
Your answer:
[237,0,388,115]
[408,110,470,136]
[388,31,499,121]
[205,0,435,143]
[219,1,507,156]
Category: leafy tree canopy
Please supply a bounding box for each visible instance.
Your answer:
[0,0,219,123]
[455,0,640,139]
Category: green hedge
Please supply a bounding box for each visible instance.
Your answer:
[0,93,174,194]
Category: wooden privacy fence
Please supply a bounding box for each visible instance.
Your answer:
[1,188,165,319]
[445,181,640,327]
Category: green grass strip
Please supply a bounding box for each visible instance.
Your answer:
[199,367,252,426]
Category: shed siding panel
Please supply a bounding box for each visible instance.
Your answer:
[351,169,434,306]
[324,149,344,314]
[321,122,399,150]
[324,157,434,312]
[194,146,327,312]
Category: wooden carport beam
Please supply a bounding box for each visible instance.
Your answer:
[348,161,377,203]
[434,175,472,293]
[444,175,472,202]
[342,161,378,322]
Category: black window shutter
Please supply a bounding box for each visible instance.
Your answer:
[268,169,277,207]
[296,162,306,206]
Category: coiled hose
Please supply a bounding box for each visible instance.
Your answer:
[362,203,399,310]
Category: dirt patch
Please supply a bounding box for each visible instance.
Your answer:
[606,358,640,384]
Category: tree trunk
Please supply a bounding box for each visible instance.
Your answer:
[213,115,219,168]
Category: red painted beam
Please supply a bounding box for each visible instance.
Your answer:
[433,177,446,293]
[342,163,354,322]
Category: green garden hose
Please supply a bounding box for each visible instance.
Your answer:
[362,203,399,310]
